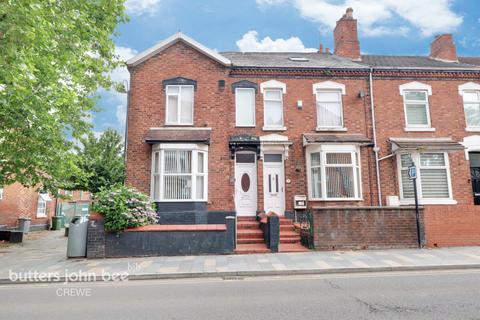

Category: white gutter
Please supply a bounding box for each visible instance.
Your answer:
[369,67,382,206]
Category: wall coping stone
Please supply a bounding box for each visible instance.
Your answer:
[125,224,227,232]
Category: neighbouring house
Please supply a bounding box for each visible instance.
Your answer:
[0,184,91,231]
[122,8,480,252]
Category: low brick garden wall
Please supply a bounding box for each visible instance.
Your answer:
[86,215,236,258]
[311,206,424,250]
[424,205,480,247]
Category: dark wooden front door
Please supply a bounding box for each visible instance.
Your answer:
[472,167,480,205]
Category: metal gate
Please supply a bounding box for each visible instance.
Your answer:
[56,202,90,227]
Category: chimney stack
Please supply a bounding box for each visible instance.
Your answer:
[334,7,360,61]
[429,34,458,62]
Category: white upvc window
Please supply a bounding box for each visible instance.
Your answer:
[151,144,208,202]
[462,90,480,129]
[166,85,194,125]
[402,90,432,129]
[235,88,255,127]
[0,187,3,200]
[263,89,284,129]
[306,145,362,201]
[36,193,51,217]
[397,152,455,205]
[316,90,344,129]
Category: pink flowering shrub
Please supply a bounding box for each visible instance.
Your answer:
[92,184,158,232]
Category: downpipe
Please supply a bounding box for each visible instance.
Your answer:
[369,68,382,207]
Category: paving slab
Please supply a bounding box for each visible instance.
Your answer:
[1,230,480,284]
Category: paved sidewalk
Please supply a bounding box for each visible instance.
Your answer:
[1,230,480,284]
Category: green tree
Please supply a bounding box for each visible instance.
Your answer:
[74,128,124,194]
[0,0,127,193]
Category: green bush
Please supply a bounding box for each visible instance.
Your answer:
[92,185,158,232]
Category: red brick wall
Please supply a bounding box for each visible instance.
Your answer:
[424,205,480,247]
[312,207,424,250]
[126,41,376,212]
[0,183,56,228]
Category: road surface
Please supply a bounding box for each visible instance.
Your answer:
[1,269,480,319]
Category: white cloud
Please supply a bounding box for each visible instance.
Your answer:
[124,0,161,16]
[110,46,137,84]
[236,30,317,52]
[257,0,462,37]
[116,104,127,128]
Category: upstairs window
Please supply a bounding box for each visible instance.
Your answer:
[462,90,480,129]
[316,90,343,128]
[263,89,284,129]
[166,85,194,125]
[403,90,431,128]
[235,88,255,127]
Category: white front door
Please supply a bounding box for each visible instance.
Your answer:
[235,152,257,216]
[263,154,285,215]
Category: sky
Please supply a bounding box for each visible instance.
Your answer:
[94,0,480,137]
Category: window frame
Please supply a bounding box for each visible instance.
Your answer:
[36,196,47,217]
[461,90,480,130]
[165,85,194,126]
[262,88,285,130]
[401,89,432,130]
[306,144,362,201]
[397,151,455,205]
[151,143,208,202]
[235,87,256,127]
[0,187,3,200]
[315,89,345,130]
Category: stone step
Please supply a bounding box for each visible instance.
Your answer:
[237,229,263,239]
[280,237,301,244]
[280,225,294,231]
[237,222,260,229]
[235,243,270,254]
[237,217,257,222]
[237,238,265,244]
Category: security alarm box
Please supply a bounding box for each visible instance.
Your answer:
[294,195,307,209]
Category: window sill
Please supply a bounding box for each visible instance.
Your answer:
[466,127,480,132]
[309,198,363,202]
[36,214,47,218]
[164,123,194,127]
[236,125,256,128]
[404,127,436,132]
[399,199,457,205]
[262,126,287,131]
[316,127,348,132]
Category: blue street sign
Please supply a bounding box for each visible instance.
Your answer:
[408,165,417,180]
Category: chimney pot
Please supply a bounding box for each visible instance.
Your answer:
[326,48,330,54]
[319,43,324,53]
[345,7,354,18]
[430,33,457,62]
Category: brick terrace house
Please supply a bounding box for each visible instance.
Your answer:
[0,184,91,231]
[125,8,480,250]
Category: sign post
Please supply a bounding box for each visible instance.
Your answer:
[408,164,422,249]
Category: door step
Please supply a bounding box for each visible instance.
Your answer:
[235,243,270,254]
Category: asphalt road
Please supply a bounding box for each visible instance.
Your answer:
[1,269,480,320]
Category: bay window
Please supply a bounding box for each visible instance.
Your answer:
[398,152,453,204]
[235,88,255,127]
[307,145,362,200]
[166,85,194,125]
[151,144,208,202]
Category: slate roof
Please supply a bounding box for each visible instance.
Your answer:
[221,52,367,69]
[219,51,480,71]
[389,137,465,152]
[303,134,371,144]
[360,55,480,70]
[145,128,211,144]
